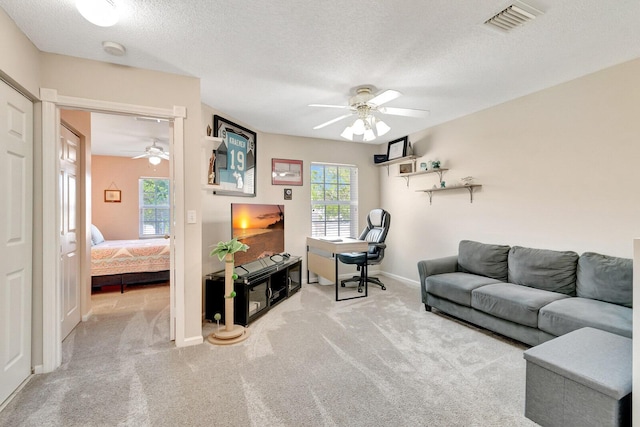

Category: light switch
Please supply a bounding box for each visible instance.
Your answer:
[187,210,197,224]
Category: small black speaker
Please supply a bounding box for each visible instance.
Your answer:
[373,154,388,164]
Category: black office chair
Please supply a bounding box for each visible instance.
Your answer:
[338,208,391,293]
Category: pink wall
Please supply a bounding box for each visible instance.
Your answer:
[92,155,169,240]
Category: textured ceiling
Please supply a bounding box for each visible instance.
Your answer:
[2,0,640,155]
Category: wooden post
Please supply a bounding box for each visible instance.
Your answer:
[224,253,234,331]
[207,252,249,344]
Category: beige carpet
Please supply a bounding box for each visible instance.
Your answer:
[0,278,537,426]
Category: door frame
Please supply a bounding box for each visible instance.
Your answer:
[39,88,186,372]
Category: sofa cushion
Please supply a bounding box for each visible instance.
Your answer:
[538,297,632,338]
[472,283,569,328]
[576,252,633,308]
[458,240,510,282]
[507,246,578,295]
[426,272,501,307]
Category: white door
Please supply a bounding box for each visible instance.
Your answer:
[0,81,33,404]
[59,125,80,339]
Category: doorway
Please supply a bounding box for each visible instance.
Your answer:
[39,91,188,373]
[86,111,171,319]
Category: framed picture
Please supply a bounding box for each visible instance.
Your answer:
[399,162,413,174]
[212,115,257,197]
[272,158,303,186]
[387,136,409,160]
[104,189,121,203]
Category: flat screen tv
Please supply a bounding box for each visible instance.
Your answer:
[231,203,284,267]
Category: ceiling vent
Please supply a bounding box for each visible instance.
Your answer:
[484,2,543,32]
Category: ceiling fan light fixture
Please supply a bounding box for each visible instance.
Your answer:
[340,126,354,141]
[148,155,162,166]
[76,0,118,27]
[375,119,390,137]
[363,128,376,142]
[351,119,365,135]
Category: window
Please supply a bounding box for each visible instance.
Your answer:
[311,163,358,237]
[139,178,170,238]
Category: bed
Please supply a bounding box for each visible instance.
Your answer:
[91,225,170,293]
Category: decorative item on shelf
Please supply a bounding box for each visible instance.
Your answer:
[440,181,446,188]
[373,154,388,164]
[207,149,216,185]
[431,160,441,169]
[420,162,428,171]
[399,162,413,174]
[387,136,410,161]
[460,176,474,186]
[208,238,250,345]
[206,124,212,136]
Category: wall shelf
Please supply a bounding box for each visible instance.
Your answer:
[374,155,417,176]
[399,168,448,186]
[417,184,482,205]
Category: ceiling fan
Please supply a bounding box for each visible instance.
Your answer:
[309,86,430,141]
[131,139,169,165]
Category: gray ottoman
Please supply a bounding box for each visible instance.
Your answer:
[523,327,631,427]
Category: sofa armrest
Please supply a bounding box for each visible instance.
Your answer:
[417,255,458,305]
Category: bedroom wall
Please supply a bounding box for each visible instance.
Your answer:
[379,58,640,283]
[200,105,380,279]
[91,155,170,240]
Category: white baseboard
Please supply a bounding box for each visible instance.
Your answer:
[81,309,93,322]
[33,365,44,374]
[177,335,203,347]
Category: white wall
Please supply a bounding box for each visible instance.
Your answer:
[380,58,640,283]
[40,53,204,345]
[200,104,380,279]
[0,8,40,98]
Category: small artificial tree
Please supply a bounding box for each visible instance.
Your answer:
[208,238,250,345]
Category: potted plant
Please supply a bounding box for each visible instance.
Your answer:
[207,238,250,345]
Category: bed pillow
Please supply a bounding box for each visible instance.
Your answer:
[91,224,105,246]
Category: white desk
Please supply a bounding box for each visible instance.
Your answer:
[306,236,369,301]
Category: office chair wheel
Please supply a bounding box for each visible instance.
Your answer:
[381,285,386,290]
[358,287,363,293]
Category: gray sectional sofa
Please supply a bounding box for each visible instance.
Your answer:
[418,240,632,346]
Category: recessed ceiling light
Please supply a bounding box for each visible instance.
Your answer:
[102,41,126,56]
[76,0,118,27]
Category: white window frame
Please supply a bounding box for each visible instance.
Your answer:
[310,162,358,238]
[139,177,170,238]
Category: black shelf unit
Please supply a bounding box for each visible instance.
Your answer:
[205,255,301,326]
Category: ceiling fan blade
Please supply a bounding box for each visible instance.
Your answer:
[159,153,170,160]
[308,104,350,109]
[131,153,148,159]
[313,113,353,130]
[378,106,430,118]
[369,89,401,106]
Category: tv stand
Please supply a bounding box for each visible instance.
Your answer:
[205,255,301,326]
